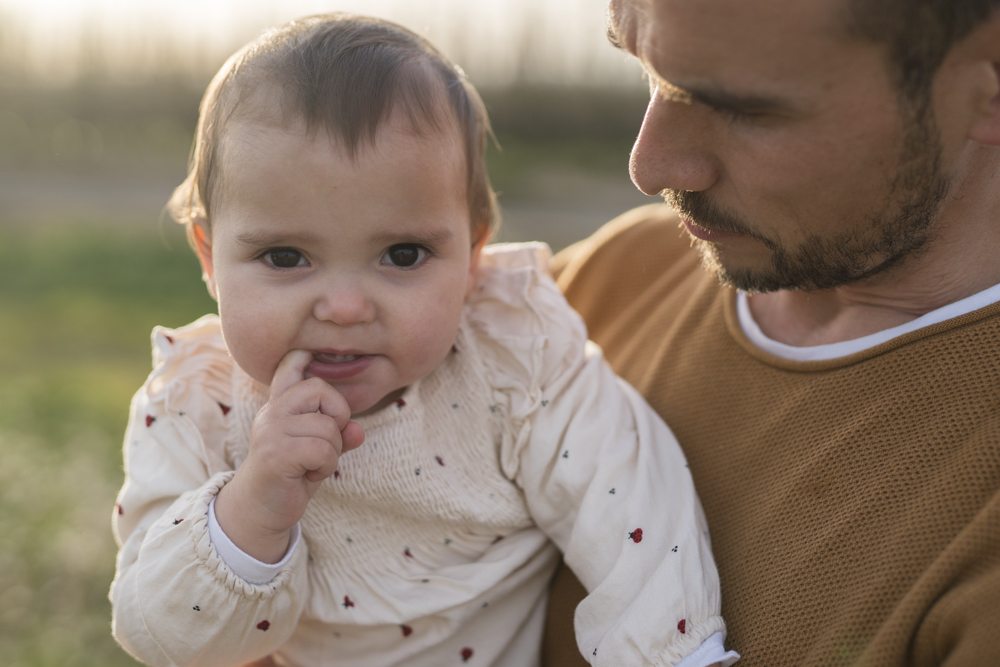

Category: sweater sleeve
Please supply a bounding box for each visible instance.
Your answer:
[469,244,731,667]
[109,317,309,667]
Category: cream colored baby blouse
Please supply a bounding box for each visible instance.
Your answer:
[110,243,728,667]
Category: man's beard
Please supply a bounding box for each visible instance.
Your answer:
[664,112,951,293]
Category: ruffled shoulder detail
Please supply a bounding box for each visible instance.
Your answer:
[465,242,588,478]
[477,241,552,277]
[144,314,236,472]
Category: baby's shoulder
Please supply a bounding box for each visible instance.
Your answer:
[466,242,588,388]
[143,314,235,423]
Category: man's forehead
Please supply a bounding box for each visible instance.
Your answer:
[608,0,848,57]
[608,0,855,101]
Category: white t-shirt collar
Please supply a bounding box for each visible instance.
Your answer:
[736,281,1000,361]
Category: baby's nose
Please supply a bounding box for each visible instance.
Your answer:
[312,285,376,326]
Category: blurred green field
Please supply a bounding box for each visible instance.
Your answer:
[0,220,214,666]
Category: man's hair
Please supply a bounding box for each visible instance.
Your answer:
[847,0,1000,108]
[169,13,498,246]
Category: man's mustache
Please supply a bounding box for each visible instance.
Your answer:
[663,189,772,247]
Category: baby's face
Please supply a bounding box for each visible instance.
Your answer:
[203,116,479,415]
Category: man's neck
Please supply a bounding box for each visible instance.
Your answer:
[747,279,984,347]
[749,156,1000,347]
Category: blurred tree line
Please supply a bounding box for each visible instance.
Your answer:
[0,76,649,172]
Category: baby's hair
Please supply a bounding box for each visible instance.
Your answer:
[168,13,499,249]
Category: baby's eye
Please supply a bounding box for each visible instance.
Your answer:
[382,244,427,268]
[262,248,306,268]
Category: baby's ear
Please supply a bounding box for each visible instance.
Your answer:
[191,221,218,300]
[466,232,488,297]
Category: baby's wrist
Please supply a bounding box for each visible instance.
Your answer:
[214,480,294,564]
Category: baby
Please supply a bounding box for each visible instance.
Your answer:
[110,14,738,667]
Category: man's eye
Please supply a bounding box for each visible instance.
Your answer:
[264,248,304,268]
[382,244,426,268]
[717,108,758,123]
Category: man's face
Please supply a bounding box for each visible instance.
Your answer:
[613,0,952,292]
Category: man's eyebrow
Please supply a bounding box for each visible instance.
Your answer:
[606,17,626,51]
[234,230,324,247]
[658,78,793,114]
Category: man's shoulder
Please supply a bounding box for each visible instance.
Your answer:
[553,204,704,340]
[553,204,688,283]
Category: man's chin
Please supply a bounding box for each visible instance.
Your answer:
[695,237,903,293]
[696,241,789,293]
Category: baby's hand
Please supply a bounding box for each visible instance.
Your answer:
[214,350,365,563]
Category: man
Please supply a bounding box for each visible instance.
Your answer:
[543,0,1000,664]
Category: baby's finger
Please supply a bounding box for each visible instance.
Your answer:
[286,412,364,453]
[270,350,313,400]
[280,377,353,430]
[283,411,343,444]
[293,436,342,481]
[341,422,365,452]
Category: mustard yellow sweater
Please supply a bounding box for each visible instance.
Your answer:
[543,205,1000,667]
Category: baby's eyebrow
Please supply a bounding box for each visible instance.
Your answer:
[368,228,455,247]
[234,230,324,248]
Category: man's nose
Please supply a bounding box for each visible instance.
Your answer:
[629,89,720,196]
[312,281,376,326]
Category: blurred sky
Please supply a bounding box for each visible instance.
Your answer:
[0,0,645,87]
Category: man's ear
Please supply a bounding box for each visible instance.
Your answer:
[968,63,1000,145]
[191,222,218,300]
[967,12,1000,145]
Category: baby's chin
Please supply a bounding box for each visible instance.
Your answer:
[349,386,407,417]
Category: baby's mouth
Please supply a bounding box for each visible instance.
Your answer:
[314,353,361,363]
[307,352,374,381]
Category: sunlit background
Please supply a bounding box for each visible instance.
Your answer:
[0,1,654,664]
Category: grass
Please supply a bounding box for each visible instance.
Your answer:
[0,220,215,666]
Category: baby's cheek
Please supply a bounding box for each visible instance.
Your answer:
[218,310,285,386]
[403,317,461,376]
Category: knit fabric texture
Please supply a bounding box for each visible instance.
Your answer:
[544,204,1000,667]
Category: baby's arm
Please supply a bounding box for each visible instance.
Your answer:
[489,269,736,666]
[214,350,364,563]
[516,340,734,666]
[110,336,360,666]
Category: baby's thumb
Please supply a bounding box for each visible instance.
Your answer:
[270,349,312,400]
[341,421,365,452]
